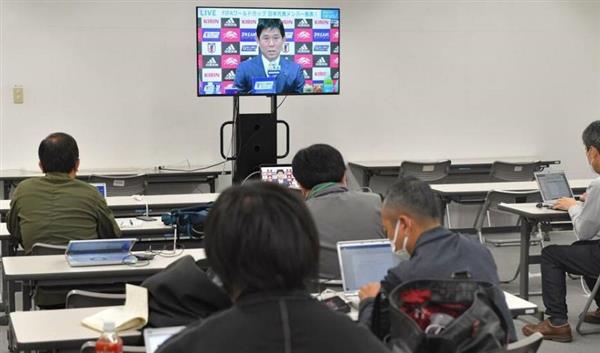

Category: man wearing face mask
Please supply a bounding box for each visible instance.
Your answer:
[522,121,600,342]
[357,176,516,341]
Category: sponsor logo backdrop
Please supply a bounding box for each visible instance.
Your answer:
[197,14,339,94]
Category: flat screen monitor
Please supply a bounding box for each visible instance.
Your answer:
[196,7,340,96]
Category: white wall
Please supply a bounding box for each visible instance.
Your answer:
[1,0,599,180]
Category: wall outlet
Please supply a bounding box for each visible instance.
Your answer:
[13,86,24,104]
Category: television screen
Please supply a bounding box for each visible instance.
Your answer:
[196,7,340,96]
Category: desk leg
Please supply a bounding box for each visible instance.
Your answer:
[519,217,534,300]
[6,280,15,313]
[22,283,31,311]
[209,178,216,193]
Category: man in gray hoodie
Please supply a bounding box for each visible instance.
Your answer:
[292,144,385,279]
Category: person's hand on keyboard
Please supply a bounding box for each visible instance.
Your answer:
[358,282,381,301]
[552,197,577,211]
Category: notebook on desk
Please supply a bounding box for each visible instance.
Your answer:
[65,238,137,267]
[534,171,574,207]
[144,326,185,353]
[337,239,400,298]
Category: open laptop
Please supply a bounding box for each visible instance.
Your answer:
[260,164,299,189]
[144,326,185,353]
[65,238,137,267]
[534,171,574,207]
[89,182,108,198]
[337,239,400,300]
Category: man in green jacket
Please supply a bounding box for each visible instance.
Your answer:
[7,132,121,254]
[7,132,122,307]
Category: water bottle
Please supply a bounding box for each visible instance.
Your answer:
[95,321,123,353]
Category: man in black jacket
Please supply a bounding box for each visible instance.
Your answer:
[358,176,517,342]
[157,182,389,353]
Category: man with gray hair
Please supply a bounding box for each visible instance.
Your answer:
[357,176,516,341]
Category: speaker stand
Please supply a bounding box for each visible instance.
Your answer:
[220,96,290,183]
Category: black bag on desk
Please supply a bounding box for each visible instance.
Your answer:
[142,255,232,327]
[388,279,509,353]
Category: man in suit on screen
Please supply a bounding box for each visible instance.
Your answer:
[234,18,304,94]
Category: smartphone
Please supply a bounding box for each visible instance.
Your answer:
[321,296,351,313]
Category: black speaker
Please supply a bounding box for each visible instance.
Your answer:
[233,113,277,183]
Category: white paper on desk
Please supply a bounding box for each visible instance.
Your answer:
[82,284,148,332]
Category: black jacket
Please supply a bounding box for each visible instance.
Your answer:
[157,290,390,353]
[359,226,517,342]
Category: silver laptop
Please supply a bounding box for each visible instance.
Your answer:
[144,326,185,353]
[65,238,137,267]
[260,164,299,189]
[337,239,400,297]
[534,171,574,207]
[89,182,108,198]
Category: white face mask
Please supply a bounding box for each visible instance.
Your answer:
[391,220,410,260]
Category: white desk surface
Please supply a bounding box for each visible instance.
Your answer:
[0,165,228,179]
[3,248,205,280]
[0,216,171,238]
[0,193,219,212]
[497,202,570,217]
[431,179,592,195]
[348,157,546,168]
[10,306,140,349]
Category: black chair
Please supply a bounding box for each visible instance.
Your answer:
[489,161,542,182]
[66,289,126,309]
[473,190,542,284]
[398,160,451,183]
[576,273,600,335]
[89,174,148,197]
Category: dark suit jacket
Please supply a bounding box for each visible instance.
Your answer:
[234,55,304,94]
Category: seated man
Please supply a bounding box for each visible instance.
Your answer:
[292,144,385,279]
[157,182,389,353]
[7,132,121,254]
[358,176,516,341]
[523,120,600,342]
[234,18,304,94]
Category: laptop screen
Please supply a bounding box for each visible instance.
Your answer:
[90,182,108,198]
[144,326,185,353]
[260,165,299,189]
[67,239,136,255]
[338,240,399,292]
[535,172,573,201]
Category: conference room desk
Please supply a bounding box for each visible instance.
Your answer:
[0,192,220,217]
[9,306,141,352]
[9,290,538,352]
[2,248,206,314]
[348,157,560,187]
[496,203,571,300]
[0,165,229,199]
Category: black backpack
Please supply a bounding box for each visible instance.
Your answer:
[387,278,509,353]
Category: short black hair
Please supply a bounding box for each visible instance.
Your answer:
[256,18,285,38]
[38,132,79,173]
[205,182,319,297]
[276,169,285,174]
[383,176,441,220]
[582,121,600,151]
[292,144,346,189]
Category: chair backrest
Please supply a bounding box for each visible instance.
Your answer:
[489,161,542,182]
[89,174,148,197]
[31,242,67,255]
[81,340,146,353]
[66,289,126,309]
[399,160,451,182]
[473,190,542,232]
[506,332,543,353]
